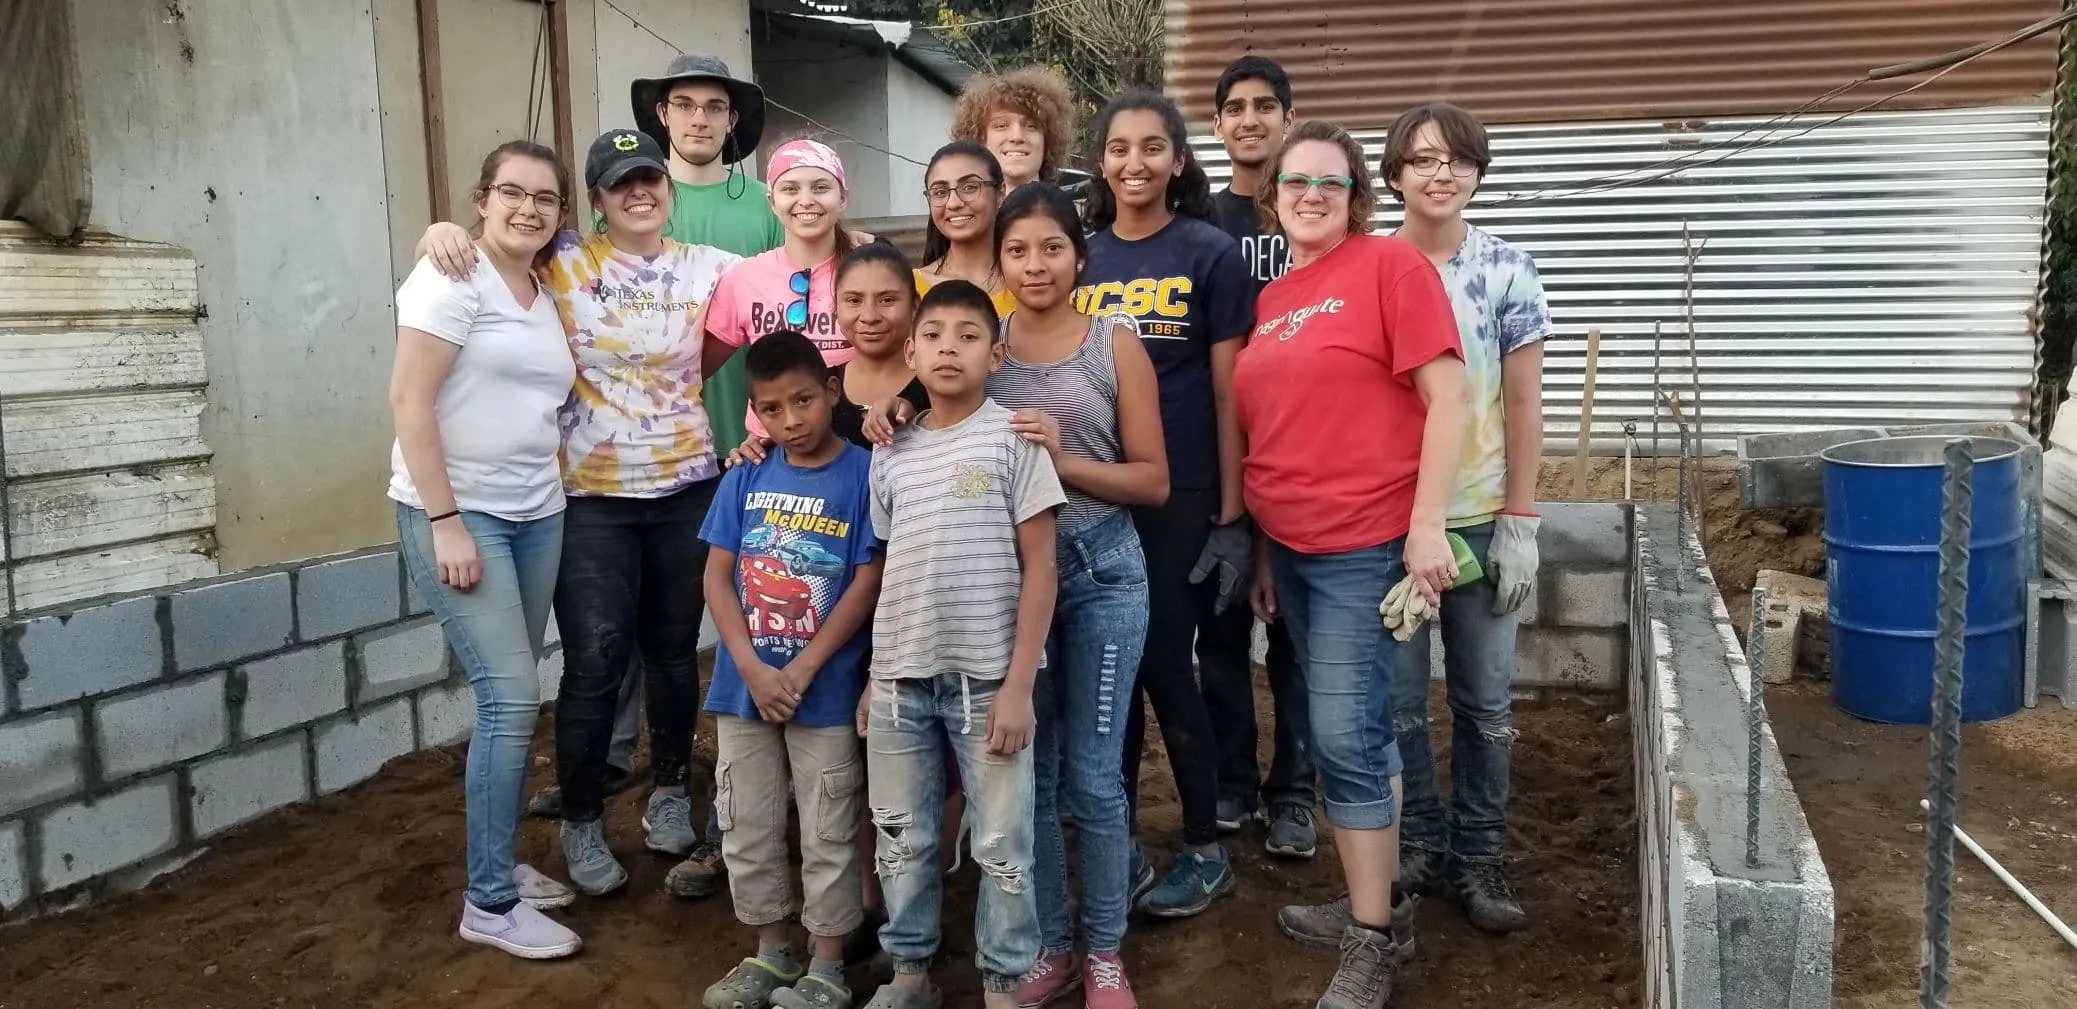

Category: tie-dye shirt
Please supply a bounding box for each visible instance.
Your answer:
[542,230,741,497]
[1432,223,1551,526]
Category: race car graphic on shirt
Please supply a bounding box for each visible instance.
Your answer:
[736,520,843,650]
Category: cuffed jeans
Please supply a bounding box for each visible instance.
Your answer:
[714,716,866,935]
[1124,489,1223,846]
[1269,538,1407,830]
[398,503,560,909]
[869,674,1039,993]
[1033,512,1146,956]
[1389,522,1518,861]
[1198,601,1315,811]
[552,478,717,824]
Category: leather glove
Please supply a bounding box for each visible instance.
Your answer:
[1380,573,1437,643]
[1190,518,1254,616]
[1489,512,1541,615]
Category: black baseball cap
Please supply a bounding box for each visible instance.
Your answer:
[585,129,670,190]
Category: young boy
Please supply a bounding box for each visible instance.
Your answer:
[860,280,1063,1009]
[699,330,884,1009]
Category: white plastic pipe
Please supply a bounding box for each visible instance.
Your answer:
[1919,798,2077,952]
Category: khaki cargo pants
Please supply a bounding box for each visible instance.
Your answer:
[714,715,867,936]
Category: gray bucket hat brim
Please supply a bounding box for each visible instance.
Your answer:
[632,54,766,164]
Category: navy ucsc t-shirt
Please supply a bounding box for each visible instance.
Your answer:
[1074,215,1252,493]
[1214,188,1290,296]
[699,443,880,727]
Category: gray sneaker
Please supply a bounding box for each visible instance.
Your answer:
[559,819,628,896]
[642,790,697,855]
[860,983,943,1009]
[1214,795,1252,834]
[1264,802,1317,859]
[1315,924,1402,1009]
[1398,845,1445,895]
[771,973,854,1009]
[702,955,801,1009]
[1449,858,1528,934]
[1277,890,1418,959]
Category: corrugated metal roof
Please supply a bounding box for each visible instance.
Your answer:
[1165,0,2059,128]
[1192,104,2050,456]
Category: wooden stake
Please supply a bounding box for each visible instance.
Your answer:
[1574,326,1603,497]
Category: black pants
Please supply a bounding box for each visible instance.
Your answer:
[1198,601,1316,811]
[1124,489,1223,847]
[552,479,717,824]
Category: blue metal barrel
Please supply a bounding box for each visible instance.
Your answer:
[1820,435,2025,724]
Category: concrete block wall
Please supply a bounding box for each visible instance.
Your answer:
[1630,502,1835,1009]
[0,545,556,919]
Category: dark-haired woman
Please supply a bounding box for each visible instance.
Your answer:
[1073,90,1252,919]
[915,141,1015,314]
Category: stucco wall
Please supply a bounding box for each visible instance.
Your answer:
[594,0,752,151]
[883,58,954,218]
[755,37,892,217]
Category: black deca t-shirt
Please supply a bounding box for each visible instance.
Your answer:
[1214,188,1290,296]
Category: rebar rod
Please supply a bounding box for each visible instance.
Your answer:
[1651,320,1664,499]
[1676,418,1691,592]
[1919,438,1974,1009]
[1746,585,1769,868]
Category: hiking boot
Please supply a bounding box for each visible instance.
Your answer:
[1081,952,1137,1009]
[1128,845,1157,906]
[458,899,582,959]
[514,863,575,910]
[560,819,627,896]
[1277,890,1419,959]
[1214,795,1252,834]
[1449,858,1528,934]
[528,764,633,818]
[703,955,802,1009]
[1136,848,1234,918]
[642,790,698,855]
[1315,924,1402,1009]
[665,838,727,899]
[1014,950,1079,1008]
[1397,846,1444,895]
[1263,803,1317,859]
[772,973,853,1009]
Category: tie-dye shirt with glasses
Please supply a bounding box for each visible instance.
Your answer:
[704,248,855,437]
[1430,223,1552,526]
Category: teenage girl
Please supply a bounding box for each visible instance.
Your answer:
[915,140,1014,313]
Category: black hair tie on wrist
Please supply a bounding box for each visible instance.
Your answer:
[426,509,461,524]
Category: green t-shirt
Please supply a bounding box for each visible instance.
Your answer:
[666,176,784,455]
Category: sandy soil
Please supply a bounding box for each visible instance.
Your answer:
[0,683,1639,1008]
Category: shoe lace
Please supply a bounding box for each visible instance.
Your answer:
[1271,802,1312,828]
[1326,929,1394,1001]
[1021,955,1064,983]
[1162,852,1205,887]
[651,794,692,833]
[1086,956,1125,990]
[570,824,613,865]
[1465,862,1518,903]
[691,838,723,862]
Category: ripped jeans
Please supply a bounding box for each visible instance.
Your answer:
[1033,511,1146,956]
[1388,521,1518,862]
[868,674,1039,993]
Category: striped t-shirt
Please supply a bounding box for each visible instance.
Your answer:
[869,399,1066,680]
[989,312,1132,533]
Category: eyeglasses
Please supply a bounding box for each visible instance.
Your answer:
[667,98,731,121]
[1277,173,1353,198]
[489,183,564,214]
[925,177,994,205]
[786,268,811,327]
[1407,156,1480,179]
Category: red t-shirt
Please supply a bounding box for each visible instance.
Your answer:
[1235,234,1462,554]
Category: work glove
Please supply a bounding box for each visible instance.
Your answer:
[1380,573,1438,643]
[1489,512,1541,615]
[1190,518,1254,616]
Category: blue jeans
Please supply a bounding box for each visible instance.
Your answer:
[397,503,562,909]
[868,674,1039,993]
[1033,511,1146,956]
[1390,522,1518,861]
[1269,538,1407,831]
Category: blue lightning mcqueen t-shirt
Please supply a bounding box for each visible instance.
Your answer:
[699,443,880,727]
[1074,215,1253,493]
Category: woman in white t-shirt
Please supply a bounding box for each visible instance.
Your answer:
[389,140,581,960]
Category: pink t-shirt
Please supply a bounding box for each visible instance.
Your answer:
[707,249,855,438]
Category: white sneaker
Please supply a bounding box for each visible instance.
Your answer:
[514,863,575,910]
[459,900,582,960]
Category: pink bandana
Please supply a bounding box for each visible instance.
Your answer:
[765,139,847,190]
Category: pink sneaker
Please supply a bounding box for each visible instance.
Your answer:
[1082,952,1137,1009]
[1015,951,1080,1008]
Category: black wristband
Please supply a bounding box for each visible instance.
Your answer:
[426,509,461,524]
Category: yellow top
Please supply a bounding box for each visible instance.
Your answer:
[914,269,1018,316]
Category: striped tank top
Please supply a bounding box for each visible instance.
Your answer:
[988,311,1133,532]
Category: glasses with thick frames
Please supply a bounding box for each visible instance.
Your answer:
[1407,156,1480,179]
[925,177,994,205]
[1277,173,1353,198]
[488,184,564,215]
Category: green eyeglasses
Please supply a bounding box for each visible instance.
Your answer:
[1277,173,1353,198]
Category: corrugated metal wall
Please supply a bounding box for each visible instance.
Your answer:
[1192,104,2051,455]
[1166,0,2060,129]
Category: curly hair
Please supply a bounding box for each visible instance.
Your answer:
[951,67,1075,183]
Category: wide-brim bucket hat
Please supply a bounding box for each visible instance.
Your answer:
[631,54,766,164]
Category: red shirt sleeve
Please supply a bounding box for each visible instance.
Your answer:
[1380,244,1463,376]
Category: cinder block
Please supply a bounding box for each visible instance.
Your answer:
[355,619,448,703]
[297,552,402,641]
[416,680,475,748]
[172,573,293,671]
[0,819,25,912]
[314,699,414,794]
[1516,625,1624,689]
[0,709,85,817]
[189,733,311,837]
[239,643,347,739]
[95,673,229,780]
[1539,502,1630,566]
[1544,567,1630,628]
[403,570,431,616]
[37,775,178,892]
[11,596,165,710]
